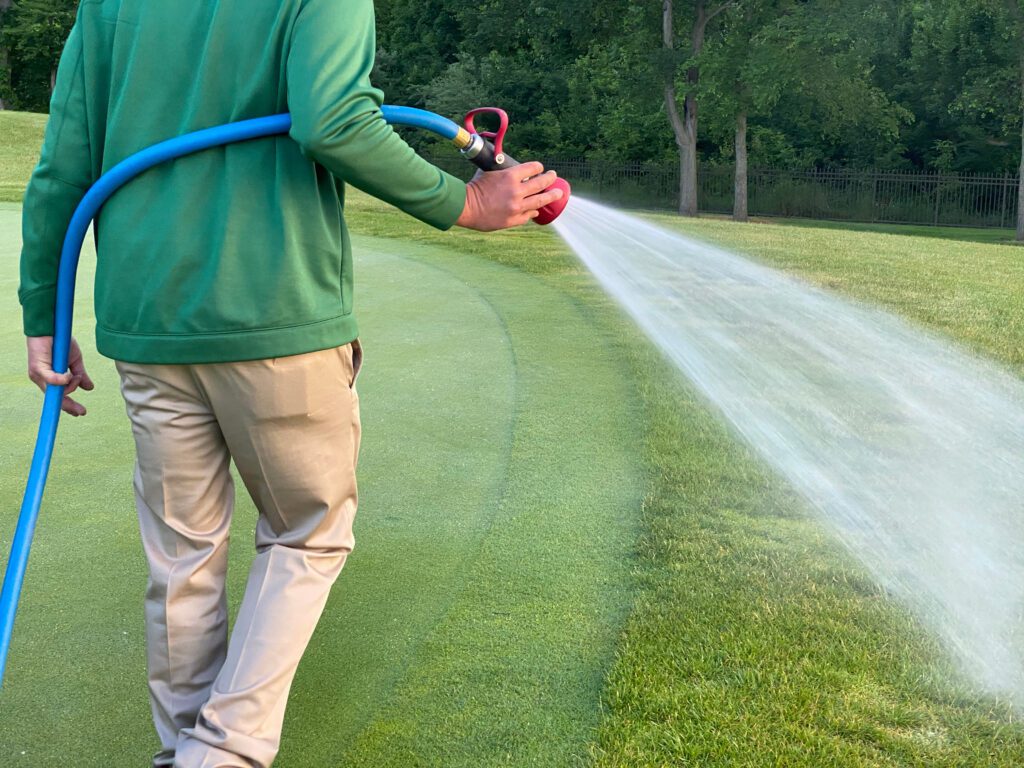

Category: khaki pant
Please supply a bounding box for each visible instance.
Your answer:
[115,343,362,768]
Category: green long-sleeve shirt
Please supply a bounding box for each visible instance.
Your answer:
[19,0,467,363]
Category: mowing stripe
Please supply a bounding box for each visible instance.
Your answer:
[283,239,645,767]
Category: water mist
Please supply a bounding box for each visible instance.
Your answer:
[556,197,1024,700]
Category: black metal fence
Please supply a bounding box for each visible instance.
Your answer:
[425,152,1020,229]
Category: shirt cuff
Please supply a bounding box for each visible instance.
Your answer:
[418,173,467,232]
[21,285,57,337]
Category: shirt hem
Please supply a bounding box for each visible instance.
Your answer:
[96,313,359,364]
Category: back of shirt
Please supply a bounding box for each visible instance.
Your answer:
[19,0,467,364]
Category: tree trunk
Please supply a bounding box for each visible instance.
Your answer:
[1007,0,1024,240]
[663,1,733,217]
[1017,112,1024,242]
[664,1,687,214]
[664,0,706,217]
[0,0,11,111]
[679,89,699,216]
[734,112,748,222]
[1018,50,1024,241]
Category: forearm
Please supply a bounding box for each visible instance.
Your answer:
[287,0,466,230]
[292,108,466,230]
[19,13,92,336]
[20,175,88,336]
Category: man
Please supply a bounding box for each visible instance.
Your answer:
[18,1,563,766]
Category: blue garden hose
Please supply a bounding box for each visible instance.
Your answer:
[0,106,466,685]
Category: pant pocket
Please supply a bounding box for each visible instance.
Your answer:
[351,339,363,388]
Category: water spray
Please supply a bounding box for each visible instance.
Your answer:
[556,198,1024,703]
[0,105,571,685]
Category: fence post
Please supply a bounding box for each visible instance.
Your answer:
[933,173,941,226]
[870,172,878,223]
[1001,173,1011,230]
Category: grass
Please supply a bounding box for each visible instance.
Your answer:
[755,215,1018,245]
[0,210,644,765]
[0,112,45,203]
[347,191,1024,766]
[3,112,1024,765]
[643,212,1024,373]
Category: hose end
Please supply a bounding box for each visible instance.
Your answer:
[453,128,474,151]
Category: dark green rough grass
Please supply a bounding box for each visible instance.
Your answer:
[736,214,1017,246]
[591,339,1024,766]
[584,211,1024,765]
[644,213,1024,373]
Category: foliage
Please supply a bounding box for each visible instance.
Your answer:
[2,0,1023,174]
[0,0,76,110]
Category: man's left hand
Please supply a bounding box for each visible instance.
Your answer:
[26,335,95,417]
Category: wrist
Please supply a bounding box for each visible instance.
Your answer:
[456,181,480,229]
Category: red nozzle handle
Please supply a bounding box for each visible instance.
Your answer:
[464,108,509,157]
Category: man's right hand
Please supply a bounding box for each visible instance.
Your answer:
[456,163,565,232]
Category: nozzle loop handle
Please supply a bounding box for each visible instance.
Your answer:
[464,108,509,158]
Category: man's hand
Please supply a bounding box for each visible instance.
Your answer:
[456,162,565,232]
[26,336,95,417]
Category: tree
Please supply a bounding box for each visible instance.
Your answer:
[700,0,789,221]
[662,0,738,216]
[702,0,909,221]
[373,0,462,107]
[1,0,77,111]
[1009,1,1024,241]
[0,0,12,110]
[905,1,1024,238]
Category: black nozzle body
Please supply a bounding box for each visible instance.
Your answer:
[466,139,521,172]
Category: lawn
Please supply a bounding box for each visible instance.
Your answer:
[0,112,47,203]
[3,111,1024,766]
[0,202,644,765]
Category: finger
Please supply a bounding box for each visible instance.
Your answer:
[34,368,73,388]
[521,186,566,212]
[61,396,86,417]
[510,210,540,228]
[69,357,95,391]
[64,375,82,397]
[521,170,559,196]
[511,162,546,182]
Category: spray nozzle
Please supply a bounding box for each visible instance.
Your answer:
[458,107,572,226]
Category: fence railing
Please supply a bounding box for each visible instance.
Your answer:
[424,153,1020,229]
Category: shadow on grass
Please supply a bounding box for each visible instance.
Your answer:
[743,215,1019,246]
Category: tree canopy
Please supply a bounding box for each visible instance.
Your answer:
[2,0,1021,176]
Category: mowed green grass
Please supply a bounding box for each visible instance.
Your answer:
[0,204,644,765]
[0,112,47,203]
[647,212,1024,372]
[4,110,1024,765]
